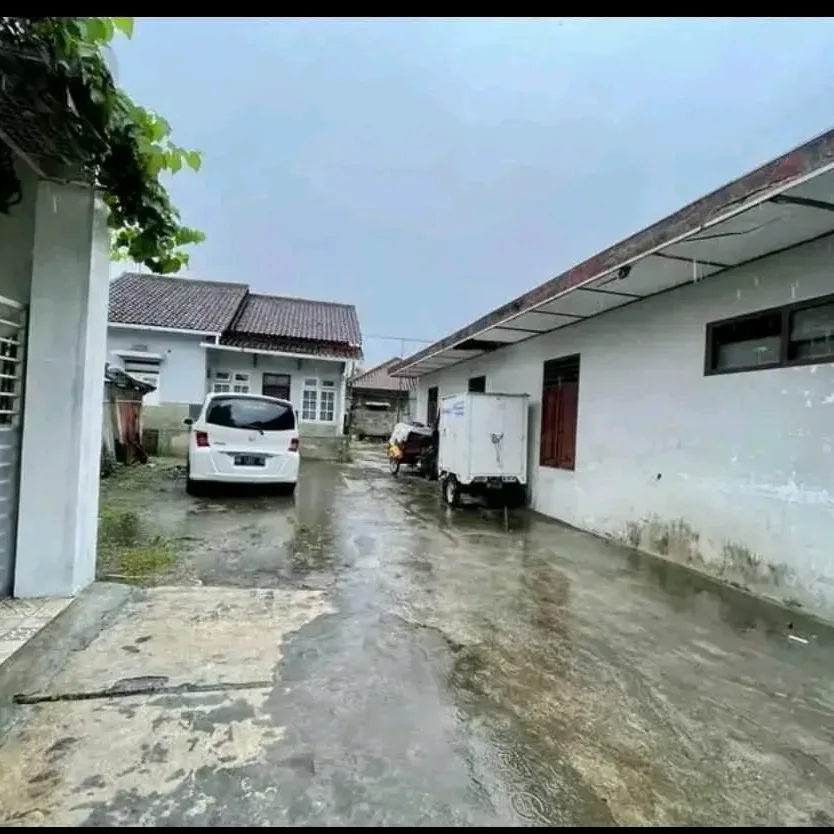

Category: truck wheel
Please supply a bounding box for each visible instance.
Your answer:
[389,458,401,476]
[443,475,461,508]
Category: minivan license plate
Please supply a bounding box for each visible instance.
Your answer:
[234,455,265,467]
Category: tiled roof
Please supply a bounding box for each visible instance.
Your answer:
[219,333,362,360]
[109,273,248,333]
[350,358,415,392]
[230,293,362,346]
[108,275,364,356]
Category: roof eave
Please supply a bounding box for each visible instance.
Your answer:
[391,125,834,375]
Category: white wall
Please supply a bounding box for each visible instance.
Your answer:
[107,328,207,406]
[206,348,346,428]
[415,235,834,613]
[15,181,110,598]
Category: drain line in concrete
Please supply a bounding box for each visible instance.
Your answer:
[13,677,272,705]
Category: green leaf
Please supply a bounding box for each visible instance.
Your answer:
[148,114,171,142]
[84,17,114,45]
[111,18,134,38]
[184,150,202,172]
[166,150,182,174]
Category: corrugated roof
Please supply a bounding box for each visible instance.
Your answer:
[350,358,415,392]
[230,293,362,346]
[109,273,248,333]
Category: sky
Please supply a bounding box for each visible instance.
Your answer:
[113,17,834,367]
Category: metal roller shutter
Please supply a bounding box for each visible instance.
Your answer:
[0,295,26,596]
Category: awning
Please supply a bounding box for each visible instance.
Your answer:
[391,128,834,377]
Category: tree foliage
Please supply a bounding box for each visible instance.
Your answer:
[0,17,204,273]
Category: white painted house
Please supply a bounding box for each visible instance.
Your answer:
[107,273,363,459]
[392,127,834,616]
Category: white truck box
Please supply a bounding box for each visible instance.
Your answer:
[438,391,530,507]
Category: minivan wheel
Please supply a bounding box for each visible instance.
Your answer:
[186,478,201,497]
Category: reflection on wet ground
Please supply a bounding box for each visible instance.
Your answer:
[95,447,834,826]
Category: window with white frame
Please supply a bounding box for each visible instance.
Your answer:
[319,379,336,422]
[300,377,337,422]
[210,370,250,394]
[301,378,318,421]
[212,370,231,394]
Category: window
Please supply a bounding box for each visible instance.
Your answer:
[206,396,296,432]
[302,388,317,421]
[232,372,250,394]
[468,375,486,393]
[299,378,339,422]
[124,357,161,406]
[708,311,782,372]
[540,354,579,471]
[705,295,834,375]
[262,372,290,401]
[319,389,335,421]
[788,300,834,361]
[211,370,229,393]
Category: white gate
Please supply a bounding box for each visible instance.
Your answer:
[0,296,26,596]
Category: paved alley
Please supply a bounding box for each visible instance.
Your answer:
[1,448,833,826]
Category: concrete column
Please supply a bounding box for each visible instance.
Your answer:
[14,181,109,598]
[337,364,347,435]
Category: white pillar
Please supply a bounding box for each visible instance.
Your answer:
[14,181,109,598]
[337,363,348,436]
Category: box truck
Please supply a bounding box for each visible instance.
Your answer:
[438,391,530,508]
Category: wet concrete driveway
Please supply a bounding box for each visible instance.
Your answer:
[2,446,834,826]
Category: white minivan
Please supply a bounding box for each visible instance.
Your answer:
[185,393,300,494]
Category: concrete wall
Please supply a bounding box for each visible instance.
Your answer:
[106,328,208,456]
[415,235,834,615]
[107,328,207,405]
[349,390,411,439]
[15,180,109,598]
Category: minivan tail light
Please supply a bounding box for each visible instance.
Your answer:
[195,431,210,448]
[289,437,299,452]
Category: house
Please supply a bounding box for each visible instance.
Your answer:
[107,273,363,460]
[392,126,834,614]
[347,357,416,440]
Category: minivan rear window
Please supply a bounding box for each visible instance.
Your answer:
[206,396,296,432]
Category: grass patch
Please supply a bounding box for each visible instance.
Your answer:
[97,504,177,583]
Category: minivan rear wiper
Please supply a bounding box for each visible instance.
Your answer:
[240,422,265,435]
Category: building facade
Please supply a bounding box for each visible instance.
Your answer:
[394,128,834,616]
[108,274,363,459]
[348,357,416,440]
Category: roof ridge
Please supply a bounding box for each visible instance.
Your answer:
[246,290,357,309]
[114,272,250,291]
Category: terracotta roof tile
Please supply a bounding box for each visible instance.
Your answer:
[109,273,247,333]
[109,274,364,353]
[230,293,362,346]
[219,333,362,360]
[350,358,415,392]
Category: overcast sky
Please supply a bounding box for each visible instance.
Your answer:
[114,17,834,366]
